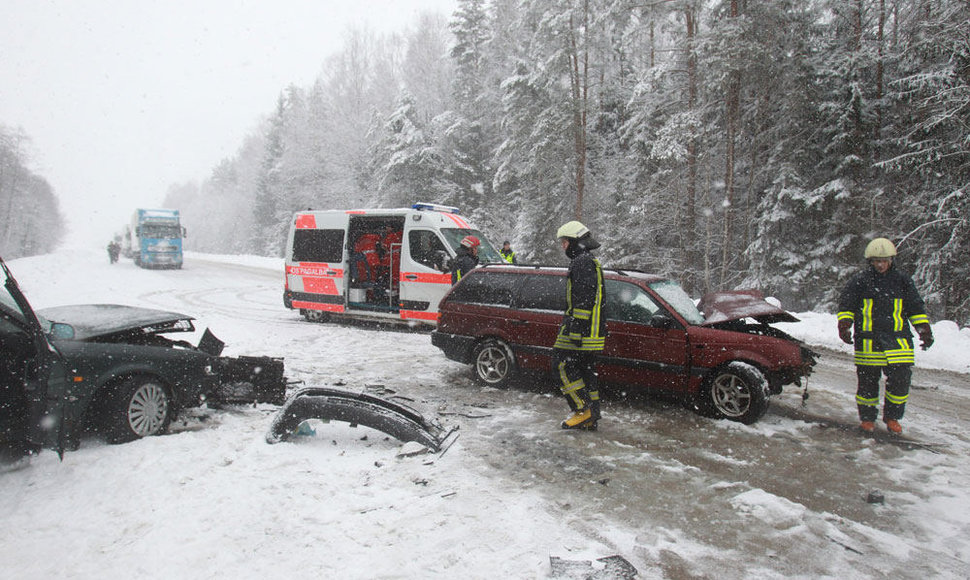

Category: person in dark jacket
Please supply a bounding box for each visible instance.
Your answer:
[451,235,480,285]
[499,241,516,264]
[837,237,933,434]
[107,241,120,264]
[553,221,606,430]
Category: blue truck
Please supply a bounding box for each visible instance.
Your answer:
[123,208,186,269]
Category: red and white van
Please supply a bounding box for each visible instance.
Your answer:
[283,203,502,325]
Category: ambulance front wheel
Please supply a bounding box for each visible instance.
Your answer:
[303,309,330,323]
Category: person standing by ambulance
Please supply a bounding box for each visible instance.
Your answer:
[837,237,934,434]
[499,241,516,264]
[553,221,606,430]
[451,235,480,285]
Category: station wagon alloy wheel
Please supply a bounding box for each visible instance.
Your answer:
[474,339,516,388]
[705,362,769,424]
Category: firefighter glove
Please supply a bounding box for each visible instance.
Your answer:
[916,324,934,350]
[838,319,853,345]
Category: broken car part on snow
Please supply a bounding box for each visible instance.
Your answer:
[266,387,456,452]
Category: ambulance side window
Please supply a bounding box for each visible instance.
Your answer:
[293,230,344,263]
[408,230,449,271]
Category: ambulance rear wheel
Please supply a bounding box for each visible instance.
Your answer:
[303,309,329,323]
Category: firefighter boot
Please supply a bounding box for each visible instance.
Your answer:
[859,421,876,433]
[885,419,903,434]
[562,408,594,430]
[583,400,601,431]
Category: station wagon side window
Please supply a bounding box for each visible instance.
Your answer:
[447,272,516,306]
[292,229,344,263]
[603,280,662,325]
[515,275,567,312]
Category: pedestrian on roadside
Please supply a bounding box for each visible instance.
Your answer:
[553,221,606,430]
[837,237,934,434]
[107,241,120,264]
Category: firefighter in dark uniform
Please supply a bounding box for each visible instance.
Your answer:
[554,221,606,430]
[837,237,933,434]
[451,235,480,285]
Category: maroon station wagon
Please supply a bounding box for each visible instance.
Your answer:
[431,265,817,424]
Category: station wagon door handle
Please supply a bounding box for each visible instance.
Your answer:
[510,319,529,325]
[404,274,418,280]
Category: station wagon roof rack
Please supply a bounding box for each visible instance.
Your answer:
[479,262,652,278]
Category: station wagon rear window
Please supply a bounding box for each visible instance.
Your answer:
[515,275,567,312]
[448,272,517,306]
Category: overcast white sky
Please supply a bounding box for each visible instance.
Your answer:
[1,0,456,247]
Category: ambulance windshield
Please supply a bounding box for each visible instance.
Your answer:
[440,229,503,264]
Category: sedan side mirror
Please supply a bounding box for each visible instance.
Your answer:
[649,315,675,329]
[49,322,75,340]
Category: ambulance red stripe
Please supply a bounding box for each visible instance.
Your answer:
[399,271,451,284]
[443,213,470,229]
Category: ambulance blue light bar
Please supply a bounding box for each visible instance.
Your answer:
[412,202,460,214]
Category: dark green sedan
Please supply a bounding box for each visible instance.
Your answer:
[1,257,283,460]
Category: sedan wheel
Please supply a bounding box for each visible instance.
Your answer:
[704,362,769,424]
[473,339,516,388]
[105,377,172,443]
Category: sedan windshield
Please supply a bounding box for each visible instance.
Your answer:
[649,280,705,325]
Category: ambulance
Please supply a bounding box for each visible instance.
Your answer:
[283,203,502,325]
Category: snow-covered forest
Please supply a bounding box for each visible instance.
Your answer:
[3,1,968,325]
[0,126,66,257]
[161,0,970,324]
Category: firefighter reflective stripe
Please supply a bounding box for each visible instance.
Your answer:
[909,313,930,326]
[555,336,606,350]
[854,337,915,366]
[855,339,885,366]
[555,256,605,352]
[886,391,909,405]
[886,337,916,364]
[837,311,854,322]
[558,361,586,408]
[856,394,879,407]
[892,299,904,332]
[861,299,874,332]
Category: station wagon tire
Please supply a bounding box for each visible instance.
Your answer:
[104,377,172,443]
[473,339,516,388]
[303,309,329,323]
[700,362,769,425]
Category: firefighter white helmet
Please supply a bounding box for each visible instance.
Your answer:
[864,238,897,259]
[556,221,590,240]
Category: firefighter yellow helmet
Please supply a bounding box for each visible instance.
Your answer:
[864,237,897,259]
[556,221,590,240]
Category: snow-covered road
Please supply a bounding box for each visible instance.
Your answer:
[2,248,969,579]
